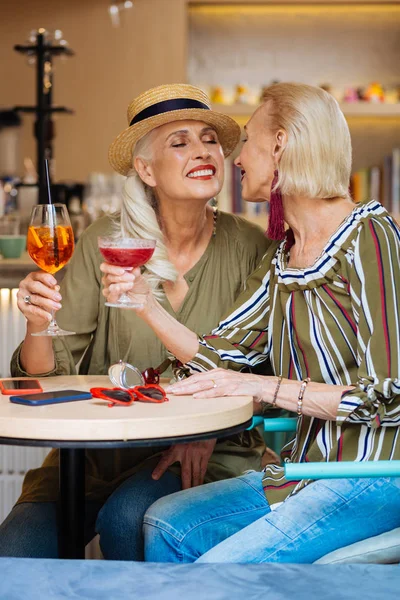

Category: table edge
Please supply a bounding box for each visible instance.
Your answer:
[0,418,253,448]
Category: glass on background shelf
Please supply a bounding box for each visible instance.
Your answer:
[83,172,125,224]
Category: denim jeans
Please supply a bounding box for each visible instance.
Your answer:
[0,502,101,558]
[143,471,400,563]
[96,467,181,560]
[0,468,181,560]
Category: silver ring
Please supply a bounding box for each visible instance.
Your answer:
[23,295,32,305]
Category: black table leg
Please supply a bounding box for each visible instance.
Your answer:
[58,448,85,559]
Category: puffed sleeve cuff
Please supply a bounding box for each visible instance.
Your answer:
[186,338,225,373]
[186,333,268,374]
[337,378,400,429]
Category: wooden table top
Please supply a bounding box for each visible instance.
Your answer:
[0,375,253,443]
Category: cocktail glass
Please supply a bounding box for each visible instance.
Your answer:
[27,203,75,336]
[98,237,156,308]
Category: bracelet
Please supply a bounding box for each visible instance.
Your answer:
[272,374,283,408]
[297,377,311,416]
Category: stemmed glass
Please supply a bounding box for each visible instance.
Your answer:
[98,237,156,308]
[27,203,76,336]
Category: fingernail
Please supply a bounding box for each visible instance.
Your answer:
[53,294,61,301]
[53,302,62,309]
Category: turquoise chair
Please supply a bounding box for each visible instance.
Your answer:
[285,460,400,564]
[248,414,297,455]
[249,416,400,564]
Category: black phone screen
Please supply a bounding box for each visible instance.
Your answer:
[1,379,42,390]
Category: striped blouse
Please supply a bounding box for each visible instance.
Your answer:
[187,200,400,506]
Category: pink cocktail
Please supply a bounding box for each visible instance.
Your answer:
[98,237,156,308]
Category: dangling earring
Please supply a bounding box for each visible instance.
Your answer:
[267,170,286,241]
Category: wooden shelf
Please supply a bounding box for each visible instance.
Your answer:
[212,103,400,121]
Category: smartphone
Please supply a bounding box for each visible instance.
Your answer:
[9,389,92,406]
[0,379,43,395]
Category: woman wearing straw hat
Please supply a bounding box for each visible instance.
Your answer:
[0,84,270,560]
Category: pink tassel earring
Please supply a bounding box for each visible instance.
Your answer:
[267,169,286,241]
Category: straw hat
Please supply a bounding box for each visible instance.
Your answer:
[108,84,241,176]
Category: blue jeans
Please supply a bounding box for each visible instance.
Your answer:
[0,468,181,560]
[143,471,400,563]
[0,502,101,558]
[97,467,181,560]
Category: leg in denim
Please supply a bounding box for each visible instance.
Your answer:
[97,467,181,560]
[144,471,270,562]
[0,501,101,558]
[144,472,400,564]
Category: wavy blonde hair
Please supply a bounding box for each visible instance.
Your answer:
[111,131,177,299]
[261,83,352,200]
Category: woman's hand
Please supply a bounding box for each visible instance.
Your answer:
[17,272,62,331]
[166,368,274,402]
[100,264,152,310]
[152,439,217,489]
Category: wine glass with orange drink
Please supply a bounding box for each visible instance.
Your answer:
[27,202,75,336]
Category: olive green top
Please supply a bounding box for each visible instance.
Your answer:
[11,211,270,503]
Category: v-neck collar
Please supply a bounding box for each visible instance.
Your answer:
[163,223,217,316]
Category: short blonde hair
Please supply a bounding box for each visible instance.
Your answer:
[261,83,352,199]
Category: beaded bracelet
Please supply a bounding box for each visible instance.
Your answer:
[272,374,283,408]
[259,374,282,416]
[297,377,311,416]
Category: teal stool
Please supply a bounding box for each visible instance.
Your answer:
[248,415,297,454]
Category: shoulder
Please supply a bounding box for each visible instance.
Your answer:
[76,215,116,252]
[80,215,116,241]
[354,201,400,253]
[217,211,271,256]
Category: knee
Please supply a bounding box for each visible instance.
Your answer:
[143,497,180,562]
[143,491,196,563]
[96,485,144,539]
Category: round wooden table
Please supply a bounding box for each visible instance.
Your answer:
[0,375,253,559]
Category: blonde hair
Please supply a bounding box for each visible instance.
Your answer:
[261,83,352,199]
[112,132,177,299]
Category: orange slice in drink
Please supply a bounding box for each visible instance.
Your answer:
[29,226,44,249]
[59,226,69,246]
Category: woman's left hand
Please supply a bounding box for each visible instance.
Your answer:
[166,368,272,402]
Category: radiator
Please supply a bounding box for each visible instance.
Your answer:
[0,446,49,523]
[0,288,50,524]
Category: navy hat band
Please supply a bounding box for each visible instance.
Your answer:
[130,98,210,127]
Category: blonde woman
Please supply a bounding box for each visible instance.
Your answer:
[103,83,400,564]
[0,85,270,560]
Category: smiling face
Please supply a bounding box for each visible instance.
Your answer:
[134,120,224,204]
[235,104,283,203]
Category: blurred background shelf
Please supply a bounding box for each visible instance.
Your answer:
[212,103,400,122]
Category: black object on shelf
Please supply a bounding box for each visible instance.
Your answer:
[13,30,75,204]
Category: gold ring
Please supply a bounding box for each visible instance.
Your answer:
[211,379,217,389]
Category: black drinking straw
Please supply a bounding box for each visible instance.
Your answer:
[45,159,60,267]
[44,158,52,204]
